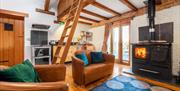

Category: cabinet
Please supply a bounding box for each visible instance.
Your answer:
[31,46,51,65]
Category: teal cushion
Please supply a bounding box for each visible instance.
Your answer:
[91,52,104,63]
[75,53,89,66]
[0,59,41,82]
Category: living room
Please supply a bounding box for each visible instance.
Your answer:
[0,0,180,91]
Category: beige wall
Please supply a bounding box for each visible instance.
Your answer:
[130,5,180,75]
[88,26,105,51]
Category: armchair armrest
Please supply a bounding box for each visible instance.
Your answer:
[0,81,68,91]
[72,56,84,85]
[103,53,115,63]
[35,64,66,82]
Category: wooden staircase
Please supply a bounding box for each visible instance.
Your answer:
[52,0,84,64]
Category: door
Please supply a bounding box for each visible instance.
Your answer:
[0,17,24,66]
[121,25,130,64]
[108,25,130,65]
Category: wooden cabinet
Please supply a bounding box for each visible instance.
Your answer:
[0,10,25,66]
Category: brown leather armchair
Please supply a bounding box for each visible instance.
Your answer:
[72,50,115,85]
[0,64,68,91]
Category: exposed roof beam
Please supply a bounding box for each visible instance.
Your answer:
[81,9,109,20]
[83,0,96,7]
[78,21,93,25]
[91,2,121,15]
[57,0,96,19]
[120,0,137,11]
[92,0,179,27]
[44,0,50,11]
[36,8,55,15]
[79,16,100,23]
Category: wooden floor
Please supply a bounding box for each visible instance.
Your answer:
[65,63,180,91]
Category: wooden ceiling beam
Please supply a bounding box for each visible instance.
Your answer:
[120,0,137,11]
[78,21,93,25]
[36,0,55,15]
[79,16,100,23]
[91,2,121,15]
[81,9,109,20]
[57,0,96,19]
[92,0,179,27]
[36,8,55,15]
[44,0,50,11]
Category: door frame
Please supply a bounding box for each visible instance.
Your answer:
[119,24,130,65]
[110,24,131,65]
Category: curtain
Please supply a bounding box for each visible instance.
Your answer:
[102,23,113,52]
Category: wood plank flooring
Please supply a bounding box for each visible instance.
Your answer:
[65,63,180,91]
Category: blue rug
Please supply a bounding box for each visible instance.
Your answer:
[90,75,172,91]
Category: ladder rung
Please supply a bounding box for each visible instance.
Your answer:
[66,16,74,21]
[65,25,72,30]
[62,35,69,38]
[70,7,78,12]
[55,55,61,58]
[73,0,79,3]
[72,0,79,6]
[57,45,63,47]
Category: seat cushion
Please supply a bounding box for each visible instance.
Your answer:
[91,52,104,64]
[0,59,41,82]
[84,63,113,84]
[75,53,89,66]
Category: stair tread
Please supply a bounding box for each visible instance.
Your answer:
[70,7,78,12]
[62,35,69,37]
[66,16,74,21]
[55,55,61,58]
[65,25,72,30]
[57,45,63,47]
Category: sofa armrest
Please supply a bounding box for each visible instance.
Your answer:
[0,81,68,91]
[103,53,115,63]
[72,56,84,85]
[35,64,66,82]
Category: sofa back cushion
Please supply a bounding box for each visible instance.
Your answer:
[91,52,105,64]
[0,59,40,82]
[75,50,92,64]
[75,53,89,66]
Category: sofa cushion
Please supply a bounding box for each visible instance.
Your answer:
[91,52,104,64]
[84,63,113,84]
[0,59,41,82]
[75,53,89,66]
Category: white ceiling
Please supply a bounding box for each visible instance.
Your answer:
[80,0,146,24]
[96,0,131,13]
[84,5,113,18]
[80,13,102,21]
[128,0,146,8]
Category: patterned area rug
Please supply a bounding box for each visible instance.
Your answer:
[90,75,172,91]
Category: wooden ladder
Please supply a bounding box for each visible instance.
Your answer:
[52,0,83,64]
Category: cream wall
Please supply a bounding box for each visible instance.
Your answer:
[0,0,91,60]
[130,5,180,75]
[88,26,105,51]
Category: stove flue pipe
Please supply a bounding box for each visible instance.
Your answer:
[148,0,156,41]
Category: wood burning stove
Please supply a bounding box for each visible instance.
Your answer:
[132,43,172,81]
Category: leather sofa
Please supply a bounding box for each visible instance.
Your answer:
[0,64,68,91]
[72,50,115,85]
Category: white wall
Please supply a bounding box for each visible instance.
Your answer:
[88,26,105,51]
[0,0,91,60]
[130,5,180,75]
